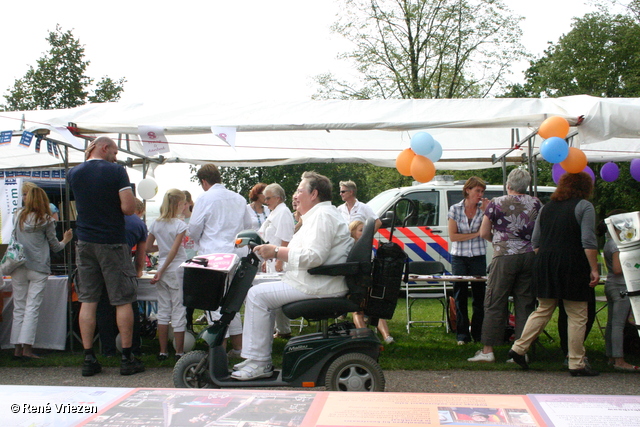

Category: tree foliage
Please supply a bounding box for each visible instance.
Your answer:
[2,25,125,111]
[501,8,640,220]
[220,163,414,206]
[314,0,527,100]
[506,12,640,98]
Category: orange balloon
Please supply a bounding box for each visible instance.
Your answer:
[411,155,436,183]
[396,148,416,176]
[538,116,570,139]
[560,147,588,173]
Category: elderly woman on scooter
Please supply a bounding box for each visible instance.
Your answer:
[231,171,354,381]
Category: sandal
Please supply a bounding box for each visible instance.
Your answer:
[230,361,273,380]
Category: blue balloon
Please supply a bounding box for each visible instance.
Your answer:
[410,132,435,156]
[540,137,569,163]
[426,140,443,162]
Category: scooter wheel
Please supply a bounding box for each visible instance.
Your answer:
[173,350,212,388]
[325,353,385,392]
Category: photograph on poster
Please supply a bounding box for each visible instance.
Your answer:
[83,389,316,427]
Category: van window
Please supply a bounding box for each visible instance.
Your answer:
[367,188,400,217]
[447,190,505,209]
[391,191,439,227]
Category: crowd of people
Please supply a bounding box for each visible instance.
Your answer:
[6,137,638,379]
[459,169,638,376]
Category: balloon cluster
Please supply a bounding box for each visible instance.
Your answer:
[396,132,443,183]
[540,117,640,184]
[538,116,590,179]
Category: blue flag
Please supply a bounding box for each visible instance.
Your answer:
[19,131,34,147]
[0,130,12,144]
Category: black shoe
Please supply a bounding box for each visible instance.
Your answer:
[157,353,169,361]
[508,350,529,371]
[82,357,102,377]
[121,356,145,376]
[569,367,600,377]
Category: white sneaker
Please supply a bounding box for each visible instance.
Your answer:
[457,340,466,346]
[231,361,273,380]
[467,350,495,362]
[384,336,395,344]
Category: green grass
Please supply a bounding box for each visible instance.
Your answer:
[3,291,638,373]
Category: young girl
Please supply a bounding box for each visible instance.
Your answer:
[147,189,188,361]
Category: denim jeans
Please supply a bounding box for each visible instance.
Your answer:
[451,255,487,342]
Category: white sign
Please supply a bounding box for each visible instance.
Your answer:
[1,178,22,243]
[138,125,170,157]
[211,126,237,149]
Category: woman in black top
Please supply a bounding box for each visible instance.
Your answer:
[508,172,600,376]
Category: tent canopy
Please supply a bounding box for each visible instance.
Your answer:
[0,95,639,171]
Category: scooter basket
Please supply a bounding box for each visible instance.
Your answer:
[183,267,228,311]
[181,254,238,311]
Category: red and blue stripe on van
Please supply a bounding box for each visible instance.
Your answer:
[375,226,452,273]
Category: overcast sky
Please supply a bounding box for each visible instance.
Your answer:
[1,0,603,106]
[1,0,607,210]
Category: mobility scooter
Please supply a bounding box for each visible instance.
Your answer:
[173,213,406,392]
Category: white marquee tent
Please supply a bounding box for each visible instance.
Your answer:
[0,95,639,172]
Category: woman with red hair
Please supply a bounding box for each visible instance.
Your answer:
[509,172,600,376]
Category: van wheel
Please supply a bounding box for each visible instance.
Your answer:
[173,350,211,388]
[325,353,385,392]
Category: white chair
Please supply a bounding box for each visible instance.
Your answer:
[404,261,449,333]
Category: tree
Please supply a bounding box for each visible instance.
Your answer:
[501,9,640,219]
[314,0,527,100]
[2,25,125,111]
[508,12,640,98]
[220,163,414,206]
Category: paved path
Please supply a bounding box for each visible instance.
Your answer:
[1,367,638,395]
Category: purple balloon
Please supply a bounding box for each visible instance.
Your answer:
[583,166,595,183]
[600,162,620,182]
[552,163,566,184]
[631,158,640,182]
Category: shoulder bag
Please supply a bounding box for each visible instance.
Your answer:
[0,215,26,275]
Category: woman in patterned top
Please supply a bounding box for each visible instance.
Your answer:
[467,169,541,363]
[447,176,489,345]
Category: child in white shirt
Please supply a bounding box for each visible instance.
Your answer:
[147,189,188,361]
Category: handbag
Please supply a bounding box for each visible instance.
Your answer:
[0,216,26,276]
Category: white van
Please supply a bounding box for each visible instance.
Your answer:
[368,175,555,273]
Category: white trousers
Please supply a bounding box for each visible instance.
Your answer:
[241,281,346,362]
[10,266,48,346]
[156,271,187,332]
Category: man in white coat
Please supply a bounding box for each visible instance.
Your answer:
[188,163,252,356]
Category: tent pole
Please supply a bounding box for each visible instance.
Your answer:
[62,144,75,352]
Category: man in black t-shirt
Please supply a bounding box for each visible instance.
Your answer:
[68,136,145,377]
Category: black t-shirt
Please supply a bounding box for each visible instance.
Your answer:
[68,159,131,244]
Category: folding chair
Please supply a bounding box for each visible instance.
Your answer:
[404,261,449,333]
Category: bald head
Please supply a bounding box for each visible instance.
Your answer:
[86,136,118,162]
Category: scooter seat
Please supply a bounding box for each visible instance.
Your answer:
[282,298,360,321]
